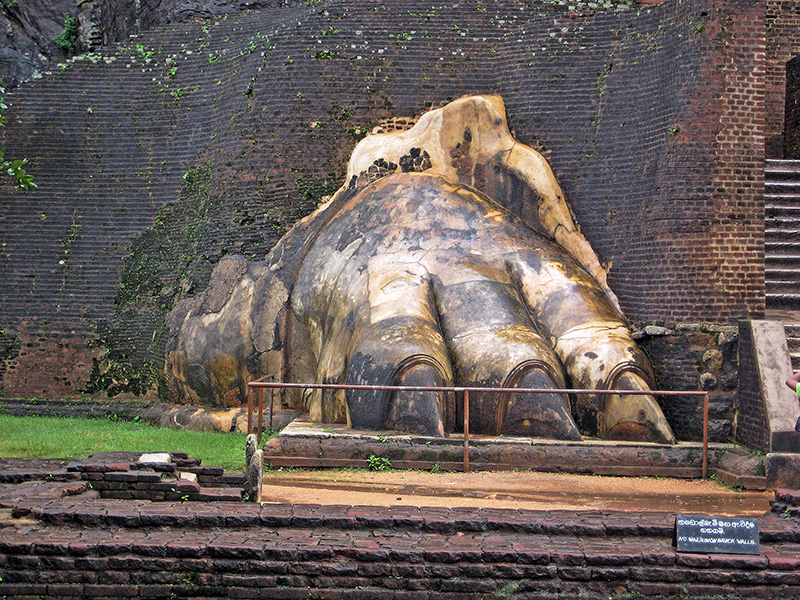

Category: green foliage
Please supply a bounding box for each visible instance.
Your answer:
[55,13,79,55]
[135,44,155,60]
[0,79,37,190]
[84,354,166,398]
[0,413,249,472]
[367,455,393,471]
[1,151,36,189]
[86,163,216,399]
[497,581,521,596]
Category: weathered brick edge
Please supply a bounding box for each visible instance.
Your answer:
[1,505,799,599]
[1,455,799,599]
[0,453,245,504]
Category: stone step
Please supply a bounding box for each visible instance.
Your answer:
[766,267,800,279]
[767,279,800,290]
[766,280,800,294]
[765,220,800,233]
[765,227,800,240]
[766,158,800,176]
[766,196,800,209]
[765,252,800,265]
[766,237,800,249]
[765,181,800,195]
[766,292,800,310]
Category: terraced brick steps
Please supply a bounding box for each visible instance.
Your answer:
[766,159,800,311]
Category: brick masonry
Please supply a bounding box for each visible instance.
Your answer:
[0,453,245,502]
[787,55,800,158]
[1,479,799,599]
[766,0,800,157]
[0,458,798,599]
[0,0,773,434]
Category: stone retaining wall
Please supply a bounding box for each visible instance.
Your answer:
[1,501,799,599]
[1,456,798,599]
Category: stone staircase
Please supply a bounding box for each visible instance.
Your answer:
[766,159,800,369]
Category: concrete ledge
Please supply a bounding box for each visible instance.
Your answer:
[264,418,736,481]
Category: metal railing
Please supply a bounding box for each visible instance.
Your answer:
[246,381,709,477]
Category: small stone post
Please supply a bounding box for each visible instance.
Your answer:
[245,433,257,466]
[245,433,262,502]
[246,449,263,503]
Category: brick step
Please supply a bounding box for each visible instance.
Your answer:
[197,486,244,502]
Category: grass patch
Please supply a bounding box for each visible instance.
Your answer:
[0,414,249,472]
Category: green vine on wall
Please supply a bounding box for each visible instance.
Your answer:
[85,164,217,400]
[55,13,79,55]
[0,79,37,190]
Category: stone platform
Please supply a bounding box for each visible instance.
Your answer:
[263,419,768,488]
[1,457,800,599]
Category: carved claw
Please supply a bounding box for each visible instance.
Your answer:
[603,371,676,444]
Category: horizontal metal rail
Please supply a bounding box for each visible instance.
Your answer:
[246,381,709,477]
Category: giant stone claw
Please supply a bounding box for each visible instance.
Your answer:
[165,96,677,444]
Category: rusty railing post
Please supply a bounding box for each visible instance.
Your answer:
[463,389,470,473]
[247,387,254,436]
[269,388,274,432]
[257,387,264,445]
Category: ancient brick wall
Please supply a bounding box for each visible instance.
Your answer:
[638,324,737,443]
[766,0,800,157]
[0,0,765,418]
[1,502,798,600]
[788,54,800,158]
[0,333,97,399]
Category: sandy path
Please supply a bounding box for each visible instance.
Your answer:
[261,469,772,516]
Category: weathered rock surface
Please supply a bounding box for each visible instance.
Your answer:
[0,0,291,88]
[0,0,74,87]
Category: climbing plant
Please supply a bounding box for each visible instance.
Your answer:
[0,79,36,190]
[55,13,79,55]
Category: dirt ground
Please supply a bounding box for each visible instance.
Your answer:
[261,469,772,516]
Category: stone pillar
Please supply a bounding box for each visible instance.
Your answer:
[737,320,800,453]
